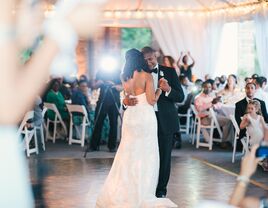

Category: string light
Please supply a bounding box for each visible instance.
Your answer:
[156,11,164,18]
[114,11,122,18]
[125,11,132,18]
[43,1,268,20]
[167,11,175,18]
[146,11,154,18]
[135,11,145,19]
[104,11,113,18]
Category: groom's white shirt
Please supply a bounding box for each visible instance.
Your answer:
[152,64,159,112]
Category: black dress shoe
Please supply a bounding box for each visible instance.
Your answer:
[175,141,181,149]
[156,194,166,198]
[88,146,100,152]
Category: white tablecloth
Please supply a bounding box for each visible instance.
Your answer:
[220,104,235,117]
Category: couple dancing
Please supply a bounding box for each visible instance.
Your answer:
[96,47,184,207]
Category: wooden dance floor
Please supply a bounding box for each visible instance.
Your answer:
[29,143,268,208]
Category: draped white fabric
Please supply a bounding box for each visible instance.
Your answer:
[205,16,226,77]
[254,8,268,78]
[147,16,225,79]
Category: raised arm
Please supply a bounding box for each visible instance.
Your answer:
[176,52,183,68]
[0,0,103,124]
[187,51,195,67]
[240,114,249,129]
[229,145,261,206]
[145,74,162,106]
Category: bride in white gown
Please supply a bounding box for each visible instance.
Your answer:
[96,49,177,208]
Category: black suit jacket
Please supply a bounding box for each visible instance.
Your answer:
[157,65,184,135]
[235,97,268,139]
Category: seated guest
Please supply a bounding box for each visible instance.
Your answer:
[70,78,78,95]
[193,79,203,94]
[218,75,227,90]
[235,82,268,141]
[71,80,90,114]
[163,55,175,68]
[217,74,244,105]
[79,74,89,83]
[31,96,45,150]
[204,74,211,81]
[46,79,68,121]
[214,76,221,89]
[194,81,234,147]
[56,76,71,100]
[33,96,43,127]
[178,75,188,105]
[251,73,259,81]
[254,76,268,110]
[206,79,218,97]
[244,77,252,84]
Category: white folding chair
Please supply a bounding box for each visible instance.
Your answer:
[44,102,67,143]
[178,108,192,135]
[34,107,47,151]
[66,104,90,147]
[195,108,223,150]
[190,104,198,145]
[230,114,249,163]
[17,111,39,157]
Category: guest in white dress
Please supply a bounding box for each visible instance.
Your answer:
[240,100,267,146]
[254,77,268,111]
[217,74,244,105]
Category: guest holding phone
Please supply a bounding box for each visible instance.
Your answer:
[229,145,268,207]
[194,81,234,148]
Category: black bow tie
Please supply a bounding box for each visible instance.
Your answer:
[151,68,158,74]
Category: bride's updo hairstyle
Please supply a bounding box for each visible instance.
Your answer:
[121,48,150,82]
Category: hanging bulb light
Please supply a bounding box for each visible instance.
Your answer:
[114,11,122,18]
[167,11,175,18]
[125,11,132,18]
[146,11,154,18]
[186,11,193,17]
[104,11,113,18]
[156,10,164,18]
[134,10,144,19]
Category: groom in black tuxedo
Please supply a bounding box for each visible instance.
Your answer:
[124,47,184,197]
[142,47,184,197]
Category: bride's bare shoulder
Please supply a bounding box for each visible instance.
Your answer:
[133,70,150,79]
[143,71,153,81]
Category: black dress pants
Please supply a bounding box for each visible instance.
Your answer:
[155,113,174,196]
[90,102,118,150]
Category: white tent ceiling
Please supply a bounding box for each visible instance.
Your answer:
[100,0,264,27]
[43,0,264,27]
[103,0,260,11]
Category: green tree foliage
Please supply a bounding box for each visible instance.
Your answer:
[121,28,152,56]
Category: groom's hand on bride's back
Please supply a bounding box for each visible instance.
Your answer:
[123,96,138,107]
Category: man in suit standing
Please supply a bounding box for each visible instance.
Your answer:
[90,68,122,152]
[235,82,268,141]
[123,47,184,197]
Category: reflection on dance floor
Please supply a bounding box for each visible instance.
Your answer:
[29,156,266,208]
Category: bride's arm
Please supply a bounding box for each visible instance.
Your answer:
[145,73,162,106]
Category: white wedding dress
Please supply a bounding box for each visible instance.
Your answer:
[96,93,177,208]
[247,115,264,146]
